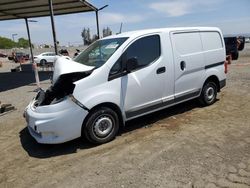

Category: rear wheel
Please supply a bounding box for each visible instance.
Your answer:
[84,107,119,144]
[199,81,217,106]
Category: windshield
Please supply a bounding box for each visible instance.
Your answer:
[74,37,128,68]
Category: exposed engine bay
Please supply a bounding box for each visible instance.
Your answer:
[34,71,93,107]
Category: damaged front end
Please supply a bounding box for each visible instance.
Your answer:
[35,71,92,107]
[24,57,94,144]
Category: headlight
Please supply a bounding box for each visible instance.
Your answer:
[50,96,67,105]
[69,95,89,111]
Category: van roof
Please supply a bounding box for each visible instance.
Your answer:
[103,27,221,40]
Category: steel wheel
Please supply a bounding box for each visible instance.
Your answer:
[84,107,119,144]
[93,115,114,138]
[205,86,215,102]
[199,81,217,106]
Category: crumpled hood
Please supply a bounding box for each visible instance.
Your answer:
[53,56,94,83]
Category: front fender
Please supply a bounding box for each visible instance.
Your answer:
[73,77,125,119]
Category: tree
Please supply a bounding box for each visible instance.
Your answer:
[81,27,91,45]
[81,27,109,45]
[0,36,16,49]
[103,27,112,37]
[17,38,30,48]
[0,36,33,49]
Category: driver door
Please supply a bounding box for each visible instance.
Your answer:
[115,35,166,119]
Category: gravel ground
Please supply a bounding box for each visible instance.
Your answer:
[0,44,250,188]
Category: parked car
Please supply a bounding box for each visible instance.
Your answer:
[34,52,56,66]
[13,52,29,63]
[6,52,28,62]
[24,27,227,144]
[0,52,7,58]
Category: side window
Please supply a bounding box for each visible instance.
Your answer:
[125,35,161,68]
[108,35,161,81]
[110,57,122,75]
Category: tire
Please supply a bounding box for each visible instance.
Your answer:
[199,81,217,106]
[84,107,119,144]
[40,59,47,66]
[231,51,239,60]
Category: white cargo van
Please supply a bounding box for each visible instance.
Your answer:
[24,27,226,144]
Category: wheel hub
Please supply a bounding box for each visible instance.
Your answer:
[94,116,113,137]
[206,87,215,101]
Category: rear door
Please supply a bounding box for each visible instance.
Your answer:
[170,31,205,101]
[200,31,225,66]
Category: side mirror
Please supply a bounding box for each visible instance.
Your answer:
[126,57,138,73]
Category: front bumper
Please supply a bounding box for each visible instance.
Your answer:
[33,58,39,64]
[24,96,88,144]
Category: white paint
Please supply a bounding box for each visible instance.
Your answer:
[25,27,226,144]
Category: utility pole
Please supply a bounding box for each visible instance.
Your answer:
[12,33,17,42]
[48,0,58,55]
[119,22,123,34]
[95,5,108,39]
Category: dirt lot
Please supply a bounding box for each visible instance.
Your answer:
[0,44,250,188]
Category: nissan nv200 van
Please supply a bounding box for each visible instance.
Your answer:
[24,27,227,144]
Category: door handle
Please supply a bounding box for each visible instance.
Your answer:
[156,67,166,74]
[180,61,186,71]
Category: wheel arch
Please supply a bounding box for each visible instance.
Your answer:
[204,75,220,92]
[81,102,124,136]
[40,59,47,65]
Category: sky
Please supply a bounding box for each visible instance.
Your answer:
[0,0,249,46]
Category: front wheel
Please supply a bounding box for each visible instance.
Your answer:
[199,81,217,106]
[83,107,119,144]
